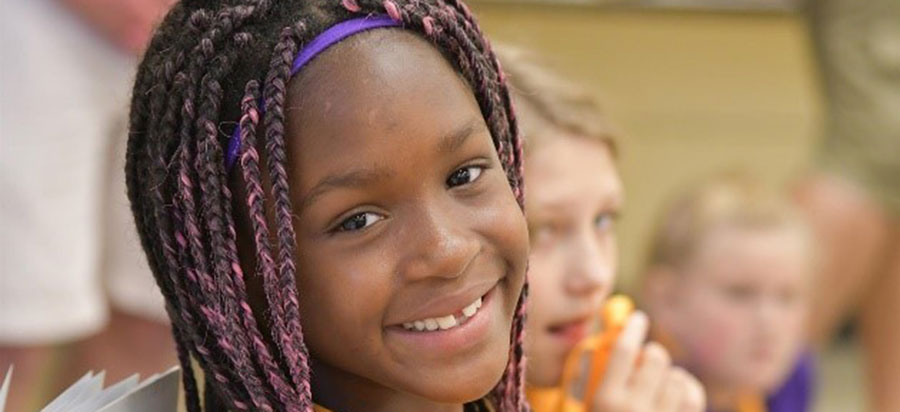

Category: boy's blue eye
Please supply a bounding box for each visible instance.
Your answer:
[594,212,617,232]
[337,212,383,232]
[447,166,483,188]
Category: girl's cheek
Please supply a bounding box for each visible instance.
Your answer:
[489,198,529,274]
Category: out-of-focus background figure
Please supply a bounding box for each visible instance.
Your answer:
[797,1,900,411]
[0,0,174,410]
[641,173,815,412]
[472,0,895,409]
[500,46,706,412]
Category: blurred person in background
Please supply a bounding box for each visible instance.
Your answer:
[641,173,816,412]
[0,0,174,410]
[798,1,900,410]
[499,46,705,412]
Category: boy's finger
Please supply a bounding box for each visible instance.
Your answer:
[654,368,689,412]
[679,371,706,412]
[599,311,648,391]
[629,341,671,402]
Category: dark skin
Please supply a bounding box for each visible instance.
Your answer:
[236,30,529,411]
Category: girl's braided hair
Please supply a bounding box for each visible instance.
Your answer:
[125,0,527,410]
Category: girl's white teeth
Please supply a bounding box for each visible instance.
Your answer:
[436,315,457,329]
[462,298,481,317]
[402,297,484,332]
[424,318,438,331]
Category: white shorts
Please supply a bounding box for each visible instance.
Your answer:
[0,0,166,345]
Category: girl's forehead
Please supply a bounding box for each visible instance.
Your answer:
[288,29,468,113]
[279,29,491,193]
[285,30,482,144]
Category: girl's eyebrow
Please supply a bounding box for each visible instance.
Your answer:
[299,118,487,212]
[439,117,488,154]
[299,168,392,212]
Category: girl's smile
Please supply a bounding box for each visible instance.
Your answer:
[386,279,500,354]
[389,277,495,331]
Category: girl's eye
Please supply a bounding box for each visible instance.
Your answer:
[446,166,484,188]
[337,212,383,232]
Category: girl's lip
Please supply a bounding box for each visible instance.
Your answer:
[388,278,499,327]
[384,283,498,354]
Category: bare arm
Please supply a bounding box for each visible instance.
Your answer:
[55,0,174,55]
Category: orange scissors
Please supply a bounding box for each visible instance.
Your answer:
[527,295,635,412]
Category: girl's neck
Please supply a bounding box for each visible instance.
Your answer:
[310,359,466,412]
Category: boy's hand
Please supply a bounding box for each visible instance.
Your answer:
[590,312,706,412]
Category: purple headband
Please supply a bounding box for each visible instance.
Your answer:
[225,15,401,170]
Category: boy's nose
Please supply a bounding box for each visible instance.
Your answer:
[756,298,784,328]
[564,229,613,297]
[397,203,481,282]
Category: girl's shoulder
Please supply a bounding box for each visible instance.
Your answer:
[467,398,497,412]
[313,399,498,412]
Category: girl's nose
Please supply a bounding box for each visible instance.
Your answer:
[397,201,481,282]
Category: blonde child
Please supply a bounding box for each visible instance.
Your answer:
[641,174,815,412]
[498,46,705,412]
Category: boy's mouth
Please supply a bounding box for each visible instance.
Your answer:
[547,316,592,348]
[401,295,484,332]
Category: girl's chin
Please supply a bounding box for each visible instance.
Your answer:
[406,347,510,404]
[410,374,501,404]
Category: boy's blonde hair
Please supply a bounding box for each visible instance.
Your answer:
[494,45,619,155]
[646,173,811,270]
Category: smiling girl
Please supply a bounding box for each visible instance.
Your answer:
[125,1,529,410]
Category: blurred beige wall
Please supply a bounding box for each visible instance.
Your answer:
[472,3,823,292]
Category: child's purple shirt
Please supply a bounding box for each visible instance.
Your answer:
[766,351,816,412]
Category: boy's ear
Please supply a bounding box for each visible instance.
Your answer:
[640,265,680,313]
